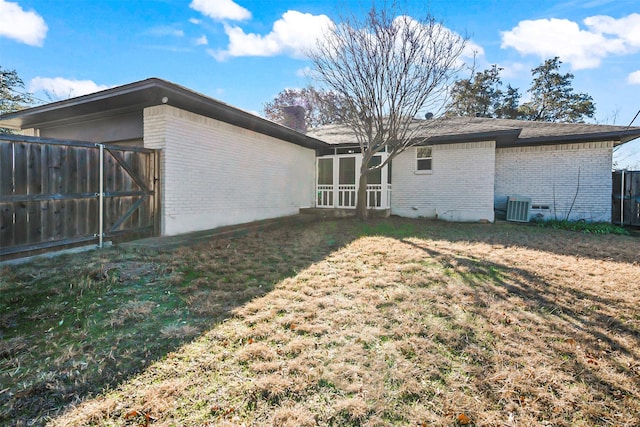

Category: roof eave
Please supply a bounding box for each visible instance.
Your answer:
[0,78,163,125]
[0,78,330,151]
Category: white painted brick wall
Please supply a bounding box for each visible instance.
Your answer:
[391,141,496,222]
[143,105,316,236]
[495,141,613,222]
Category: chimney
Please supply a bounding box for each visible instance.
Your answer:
[282,105,307,134]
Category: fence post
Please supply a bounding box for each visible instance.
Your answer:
[97,143,104,248]
[620,170,625,226]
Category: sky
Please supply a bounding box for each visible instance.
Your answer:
[1,0,640,165]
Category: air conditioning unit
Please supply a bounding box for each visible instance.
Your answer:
[506,196,531,222]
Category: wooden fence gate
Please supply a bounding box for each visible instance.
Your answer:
[0,134,159,260]
[612,170,640,227]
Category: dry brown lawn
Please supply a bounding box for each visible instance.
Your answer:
[3,218,640,426]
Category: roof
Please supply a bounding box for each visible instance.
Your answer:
[307,116,640,148]
[0,78,330,151]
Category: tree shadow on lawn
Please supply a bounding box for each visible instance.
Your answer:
[0,219,356,426]
[431,220,638,265]
[402,237,640,411]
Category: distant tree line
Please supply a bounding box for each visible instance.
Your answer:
[446,57,595,122]
[1,65,34,133]
[264,56,596,129]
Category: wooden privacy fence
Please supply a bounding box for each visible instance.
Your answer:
[0,134,158,259]
[612,170,640,227]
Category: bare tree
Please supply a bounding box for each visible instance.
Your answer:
[263,86,349,130]
[308,2,468,219]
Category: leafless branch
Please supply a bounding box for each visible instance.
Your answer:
[307,2,467,218]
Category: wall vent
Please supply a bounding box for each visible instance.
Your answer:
[506,196,531,222]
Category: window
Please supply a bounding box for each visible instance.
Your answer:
[367,156,382,185]
[416,146,432,171]
[339,157,356,185]
[317,158,333,185]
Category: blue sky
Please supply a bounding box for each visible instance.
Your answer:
[1,0,639,131]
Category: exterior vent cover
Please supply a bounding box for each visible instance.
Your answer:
[506,196,531,222]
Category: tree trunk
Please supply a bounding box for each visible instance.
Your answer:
[355,169,369,221]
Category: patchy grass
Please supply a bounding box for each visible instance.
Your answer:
[1,218,639,426]
[535,219,630,235]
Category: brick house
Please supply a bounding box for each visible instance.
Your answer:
[0,79,329,237]
[310,117,640,223]
[2,78,640,240]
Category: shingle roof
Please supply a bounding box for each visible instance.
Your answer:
[307,116,640,147]
[462,117,638,140]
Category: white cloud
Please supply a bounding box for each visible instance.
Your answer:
[210,10,476,67]
[195,35,208,45]
[0,0,47,46]
[628,70,640,85]
[189,18,202,25]
[296,66,313,78]
[497,61,529,80]
[462,39,484,60]
[29,77,109,99]
[501,14,640,70]
[387,16,481,70]
[398,17,482,63]
[212,10,333,60]
[584,13,640,49]
[451,33,484,69]
[190,0,250,21]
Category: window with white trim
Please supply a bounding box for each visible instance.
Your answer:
[416,146,432,171]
